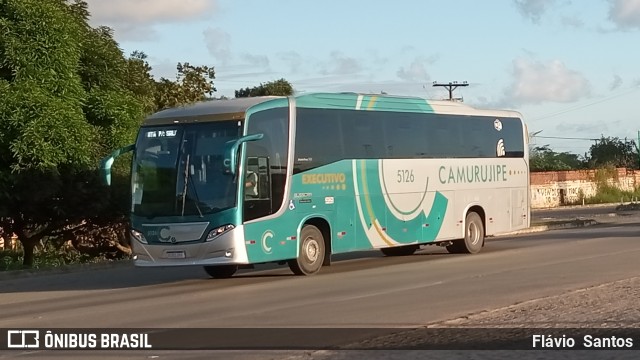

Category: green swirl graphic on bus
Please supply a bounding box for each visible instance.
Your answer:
[354,159,448,248]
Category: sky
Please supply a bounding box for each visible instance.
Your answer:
[84,0,640,155]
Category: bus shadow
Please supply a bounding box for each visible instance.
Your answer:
[3,223,638,293]
[0,248,458,292]
[227,248,453,279]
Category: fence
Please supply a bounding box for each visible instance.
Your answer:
[531,168,640,208]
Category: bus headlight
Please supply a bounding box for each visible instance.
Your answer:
[131,229,148,244]
[206,224,235,242]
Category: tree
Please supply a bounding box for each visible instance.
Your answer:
[587,136,638,169]
[125,51,156,115]
[1,0,224,266]
[0,0,94,265]
[154,62,216,111]
[0,0,144,266]
[235,78,294,98]
[529,145,586,172]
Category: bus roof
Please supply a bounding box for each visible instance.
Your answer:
[142,92,523,126]
[143,96,285,125]
[295,92,524,119]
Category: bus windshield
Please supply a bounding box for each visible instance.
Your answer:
[131,121,242,218]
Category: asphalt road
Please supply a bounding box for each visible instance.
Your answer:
[2,224,639,327]
[1,221,640,360]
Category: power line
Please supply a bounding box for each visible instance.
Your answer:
[535,135,598,141]
[532,87,640,121]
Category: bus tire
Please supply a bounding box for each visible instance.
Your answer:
[446,212,484,254]
[288,224,325,276]
[203,265,238,279]
[380,244,419,256]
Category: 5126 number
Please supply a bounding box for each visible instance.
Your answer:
[397,169,415,183]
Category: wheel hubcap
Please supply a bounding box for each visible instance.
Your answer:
[468,223,480,245]
[305,238,319,263]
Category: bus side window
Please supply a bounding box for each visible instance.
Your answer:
[244,157,270,200]
[243,106,289,222]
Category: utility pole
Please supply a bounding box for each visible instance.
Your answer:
[432,81,468,101]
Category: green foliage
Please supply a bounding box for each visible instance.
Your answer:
[0,0,144,266]
[125,51,156,115]
[235,78,294,98]
[78,26,127,92]
[84,88,142,152]
[0,0,95,171]
[154,62,216,111]
[587,136,638,169]
[1,0,222,268]
[529,145,586,172]
[580,184,640,205]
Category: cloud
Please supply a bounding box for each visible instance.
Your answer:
[203,27,232,65]
[512,0,558,23]
[86,0,216,40]
[396,57,432,82]
[561,16,585,28]
[148,60,181,80]
[202,28,270,77]
[610,74,624,90]
[292,77,429,96]
[321,51,362,75]
[86,0,215,24]
[503,57,591,105]
[277,51,304,73]
[241,54,270,69]
[608,0,640,29]
[555,121,614,135]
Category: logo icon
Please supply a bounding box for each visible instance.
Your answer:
[261,230,274,254]
[494,119,503,131]
[496,139,506,157]
[7,330,40,349]
[288,200,296,210]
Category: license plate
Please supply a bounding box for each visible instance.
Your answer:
[165,251,186,259]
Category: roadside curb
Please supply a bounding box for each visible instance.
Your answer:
[0,259,132,281]
[532,202,635,210]
[499,218,599,236]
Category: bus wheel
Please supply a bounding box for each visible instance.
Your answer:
[380,244,419,256]
[203,265,238,279]
[446,212,484,254]
[288,225,325,276]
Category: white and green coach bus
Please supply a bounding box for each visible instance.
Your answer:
[100,92,530,278]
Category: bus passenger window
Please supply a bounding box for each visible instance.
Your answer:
[245,170,258,198]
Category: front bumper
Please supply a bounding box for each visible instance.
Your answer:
[131,225,249,266]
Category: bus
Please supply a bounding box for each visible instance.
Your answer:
[100,92,530,278]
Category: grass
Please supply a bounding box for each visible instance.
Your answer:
[581,185,640,205]
[1,241,113,272]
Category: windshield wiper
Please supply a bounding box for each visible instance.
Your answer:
[180,154,203,217]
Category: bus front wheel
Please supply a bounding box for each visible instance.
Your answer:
[203,265,238,279]
[288,225,325,276]
[446,212,484,254]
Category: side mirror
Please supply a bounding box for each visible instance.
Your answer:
[223,133,264,175]
[100,144,135,185]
